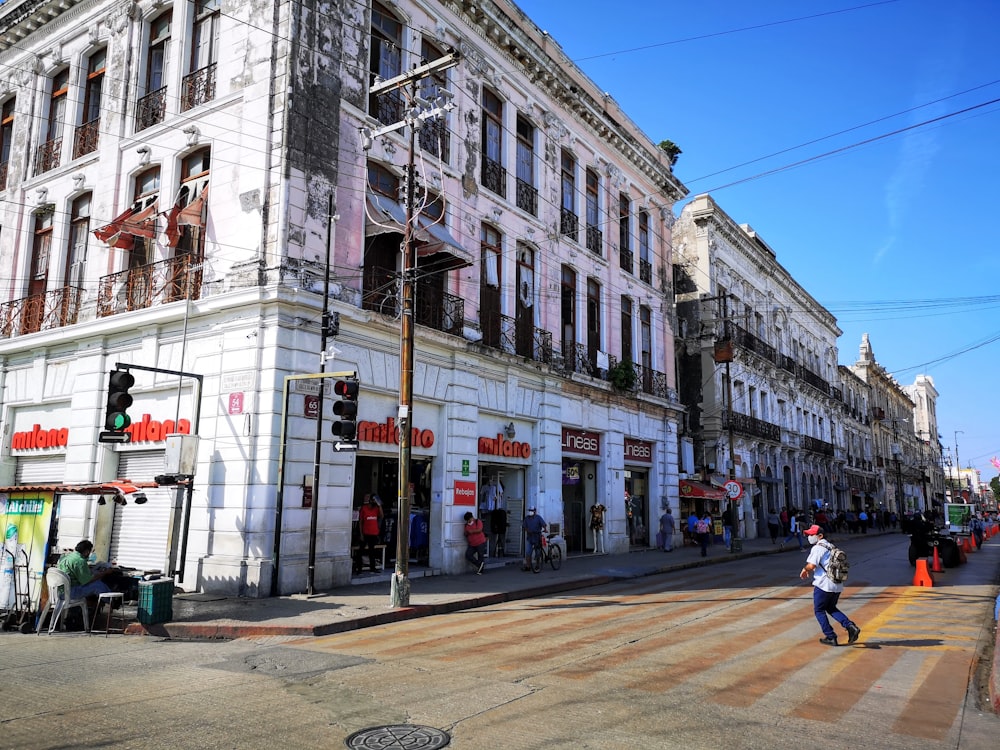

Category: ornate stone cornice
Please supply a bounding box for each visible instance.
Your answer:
[443,0,687,202]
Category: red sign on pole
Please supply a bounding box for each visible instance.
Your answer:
[228,392,244,415]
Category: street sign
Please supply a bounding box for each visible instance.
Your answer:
[333,441,358,452]
[724,480,743,499]
[304,394,319,419]
[98,431,131,444]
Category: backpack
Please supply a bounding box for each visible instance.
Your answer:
[819,541,849,584]
[695,519,710,534]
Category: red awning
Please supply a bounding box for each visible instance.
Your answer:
[679,479,726,500]
[0,481,158,504]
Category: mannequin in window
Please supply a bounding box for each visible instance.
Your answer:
[589,503,606,554]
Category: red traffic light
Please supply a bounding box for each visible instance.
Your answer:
[334,379,359,399]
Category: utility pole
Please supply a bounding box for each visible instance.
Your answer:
[954,430,964,501]
[365,51,459,608]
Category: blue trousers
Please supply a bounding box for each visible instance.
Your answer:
[813,586,854,640]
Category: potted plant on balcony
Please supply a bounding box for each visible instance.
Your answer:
[608,359,637,392]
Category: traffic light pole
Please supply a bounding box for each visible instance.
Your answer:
[112,362,203,580]
[271,370,356,597]
[306,194,336,597]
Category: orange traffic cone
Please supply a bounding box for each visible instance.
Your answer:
[931,545,945,573]
[913,558,934,587]
[958,543,968,565]
[968,533,978,551]
[961,535,971,553]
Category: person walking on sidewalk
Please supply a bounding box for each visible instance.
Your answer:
[522,507,547,571]
[659,507,675,552]
[799,524,861,647]
[695,513,712,557]
[463,512,488,574]
[766,509,781,544]
[781,510,804,550]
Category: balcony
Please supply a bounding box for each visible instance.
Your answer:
[797,364,830,395]
[638,258,652,284]
[72,117,100,159]
[801,434,835,456]
[723,410,782,442]
[371,89,404,125]
[414,280,463,336]
[136,87,167,131]
[560,341,597,376]
[560,208,578,240]
[586,224,603,256]
[481,155,506,198]
[0,286,84,338]
[97,255,202,318]
[419,117,449,161]
[496,313,553,364]
[34,138,61,175]
[181,63,216,111]
[731,323,777,365]
[618,247,633,272]
[515,178,537,215]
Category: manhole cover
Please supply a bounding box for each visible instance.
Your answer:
[345,724,450,749]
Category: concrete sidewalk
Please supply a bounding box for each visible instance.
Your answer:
[124,531,822,640]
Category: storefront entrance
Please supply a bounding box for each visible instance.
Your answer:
[561,459,595,554]
[625,470,648,547]
[353,455,432,577]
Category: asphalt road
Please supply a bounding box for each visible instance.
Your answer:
[3,534,998,750]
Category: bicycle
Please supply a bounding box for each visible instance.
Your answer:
[530,532,563,573]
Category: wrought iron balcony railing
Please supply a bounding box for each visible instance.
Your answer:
[723,410,782,442]
[181,63,217,111]
[619,247,633,273]
[638,258,652,284]
[97,255,202,318]
[515,178,537,215]
[34,138,61,175]
[136,87,167,131]
[560,208,578,240]
[586,225,603,256]
[481,155,506,197]
[802,434,835,456]
[731,323,777,366]
[0,286,84,338]
[494,312,552,364]
[419,117,449,161]
[72,117,100,159]
[415,279,463,337]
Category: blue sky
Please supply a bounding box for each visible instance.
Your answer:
[514,0,1000,484]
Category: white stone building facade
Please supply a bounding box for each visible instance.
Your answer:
[673,194,844,538]
[0,0,687,596]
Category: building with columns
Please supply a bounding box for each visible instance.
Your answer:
[0,0,686,596]
[673,194,843,538]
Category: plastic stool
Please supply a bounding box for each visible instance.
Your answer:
[92,592,125,636]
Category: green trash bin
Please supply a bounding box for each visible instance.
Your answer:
[137,578,174,625]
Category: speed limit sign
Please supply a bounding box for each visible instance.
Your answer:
[724,480,743,499]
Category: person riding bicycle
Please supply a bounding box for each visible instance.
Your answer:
[522,506,547,572]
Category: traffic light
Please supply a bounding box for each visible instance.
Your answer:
[332,377,359,442]
[104,369,135,433]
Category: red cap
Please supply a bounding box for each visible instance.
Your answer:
[802,524,823,536]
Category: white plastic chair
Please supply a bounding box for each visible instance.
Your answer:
[36,567,90,634]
